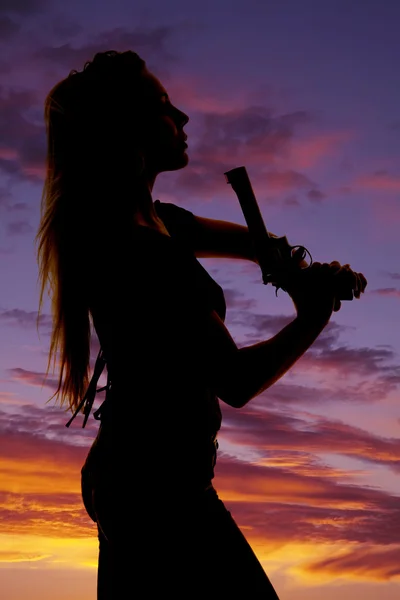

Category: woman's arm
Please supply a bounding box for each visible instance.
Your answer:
[202,309,329,409]
[192,214,310,277]
[192,214,263,263]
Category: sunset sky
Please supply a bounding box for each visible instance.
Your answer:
[1,0,400,598]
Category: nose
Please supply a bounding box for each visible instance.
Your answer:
[175,107,189,128]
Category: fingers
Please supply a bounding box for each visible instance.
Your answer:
[339,264,358,293]
[358,272,368,293]
[330,264,367,300]
[329,261,342,271]
[333,298,342,312]
[354,273,362,299]
[349,270,367,299]
[291,261,367,306]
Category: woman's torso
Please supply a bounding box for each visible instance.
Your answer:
[84,200,226,491]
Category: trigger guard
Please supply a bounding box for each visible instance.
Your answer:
[291,245,313,269]
[304,248,313,267]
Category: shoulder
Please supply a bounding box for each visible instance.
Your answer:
[154,199,196,221]
[154,200,200,250]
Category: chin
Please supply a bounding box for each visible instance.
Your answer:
[164,152,189,172]
[153,147,189,175]
[178,151,189,168]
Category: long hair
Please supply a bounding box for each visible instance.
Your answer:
[36,50,147,413]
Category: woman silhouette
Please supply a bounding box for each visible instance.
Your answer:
[36,50,366,599]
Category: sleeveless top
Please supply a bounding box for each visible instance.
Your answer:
[68,200,226,488]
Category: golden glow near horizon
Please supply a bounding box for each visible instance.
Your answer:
[1,444,399,586]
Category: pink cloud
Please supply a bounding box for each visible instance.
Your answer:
[356,172,400,192]
[261,169,314,190]
[169,76,247,114]
[288,131,354,170]
[219,405,400,473]
[8,368,58,390]
[372,288,400,298]
[0,148,18,160]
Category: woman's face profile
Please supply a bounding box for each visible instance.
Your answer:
[136,67,189,175]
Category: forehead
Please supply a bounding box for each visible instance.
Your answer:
[138,68,168,101]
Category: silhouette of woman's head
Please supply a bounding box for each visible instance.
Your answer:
[45,49,189,193]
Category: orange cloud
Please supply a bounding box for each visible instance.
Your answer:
[0,392,21,405]
[1,397,399,589]
[303,544,400,582]
[0,549,50,564]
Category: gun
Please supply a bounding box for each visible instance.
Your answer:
[224,166,353,300]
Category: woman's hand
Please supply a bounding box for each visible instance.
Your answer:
[282,260,367,323]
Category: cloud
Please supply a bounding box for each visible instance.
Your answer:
[7,355,105,396]
[262,169,315,191]
[6,220,33,235]
[382,271,400,281]
[216,462,400,542]
[355,171,400,192]
[159,109,351,203]
[48,15,83,39]
[232,308,399,385]
[0,306,101,358]
[0,419,94,536]
[0,86,46,184]
[0,185,13,208]
[159,107,315,200]
[198,107,310,168]
[301,343,400,382]
[0,550,50,564]
[0,399,399,585]
[0,0,48,16]
[250,377,392,408]
[287,131,353,170]
[8,367,59,391]
[0,308,52,331]
[0,398,102,442]
[219,402,400,473]
[304,544,400,581]
[0,16,20,39]
[372,287,400,298]
[307,189,327,202]
[230,308,390,370]
[33,25,179,71]
[206,302,399,402]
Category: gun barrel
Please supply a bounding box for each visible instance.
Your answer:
[224,166,280,284]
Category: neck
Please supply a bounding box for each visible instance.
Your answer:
[131,174,165,229]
